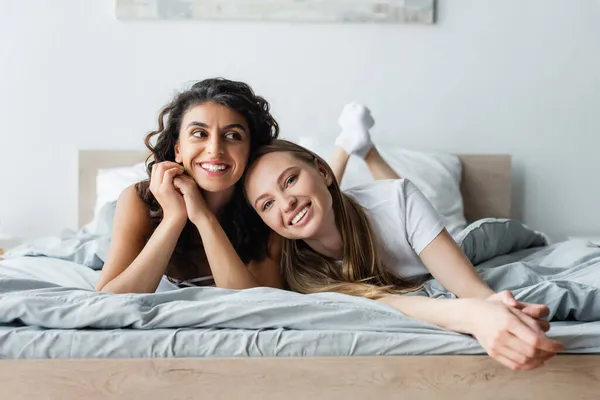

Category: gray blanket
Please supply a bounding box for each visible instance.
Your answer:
[1,216,600,358]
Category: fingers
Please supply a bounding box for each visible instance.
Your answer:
[533,319,550,333]
[476,299,561,371]
[498,290,550,320]
[150,162,185,199]
[150,163,159,191]
[502,333,555,363]
[514,305,550,333]
[163,166,184,185]
[486,330,550,371]
[512,308,552,336]
[508,314,565,353]
[173,174,196,191]
[152,161,184,185]
[519,303,550,319]
[498,290,519,307]
[509,298,549,316]
[499,291,551,332]
[173,176,185,192]
[160,161,183,169]
[492,353,544,371]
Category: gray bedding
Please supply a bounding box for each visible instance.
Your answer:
[1,215,600,359]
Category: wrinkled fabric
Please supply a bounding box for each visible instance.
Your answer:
[1,218,599,359]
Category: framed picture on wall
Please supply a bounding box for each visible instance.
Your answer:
[116,0,436,25]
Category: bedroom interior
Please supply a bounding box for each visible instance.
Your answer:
[1,1,599,399]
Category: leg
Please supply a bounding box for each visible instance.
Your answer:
[329,146,351,184]
[333,102,374,184]
[364,147,401,180]
[334,102,401,182]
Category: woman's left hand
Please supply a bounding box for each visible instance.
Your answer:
[487,290,551,333]
[173,175,212,225]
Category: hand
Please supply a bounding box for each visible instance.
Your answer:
[338,102,375,133]
[149,161,187,225]
[466,299,564,371]
[487,290,551,332]
[173,174,212,225]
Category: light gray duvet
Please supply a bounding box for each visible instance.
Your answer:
[1,217,600,359]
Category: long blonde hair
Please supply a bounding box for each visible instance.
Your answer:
[248,140,422,300]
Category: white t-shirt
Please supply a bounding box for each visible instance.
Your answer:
[343,179,445,279]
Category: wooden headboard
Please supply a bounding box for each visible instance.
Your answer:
[78,151,511,227]
[458,155,512,223]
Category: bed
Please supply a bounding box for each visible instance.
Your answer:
[1,150,599,399]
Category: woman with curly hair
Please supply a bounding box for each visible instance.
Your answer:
[96,78,282,293]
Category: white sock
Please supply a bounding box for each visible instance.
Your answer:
[335,102,374,158]
[335,128,373,158]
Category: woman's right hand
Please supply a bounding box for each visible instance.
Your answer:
[149,161,187,225]
[465,299,565,371]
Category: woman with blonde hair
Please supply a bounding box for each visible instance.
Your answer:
[242,103,564,371]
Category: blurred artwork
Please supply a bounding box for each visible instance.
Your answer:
[116,0,436,24]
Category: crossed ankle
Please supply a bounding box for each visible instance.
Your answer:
[353,141,374,159]
[335,128,373,158]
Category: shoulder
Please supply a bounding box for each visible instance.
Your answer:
[114,184,152,234]
[118,184,149,210]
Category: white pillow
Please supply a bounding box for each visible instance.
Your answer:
[297,137,467,238]
[94,162,148,216]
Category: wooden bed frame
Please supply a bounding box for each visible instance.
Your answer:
[2,151,599,399]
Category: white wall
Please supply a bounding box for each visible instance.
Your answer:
[1,0,599,241]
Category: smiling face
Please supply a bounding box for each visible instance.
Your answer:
[174,102,251,193]
[245,151,336,241]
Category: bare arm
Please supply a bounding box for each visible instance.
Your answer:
[96,185,186,293]
[194,220,284,289]
[418,229,495,299]
[417,229,551,327]
[378,294,563,371]
[193,214,264,289]
[378,294,481,333]
[174,175,283,290]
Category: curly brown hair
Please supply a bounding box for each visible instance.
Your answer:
[135,78,279,283]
